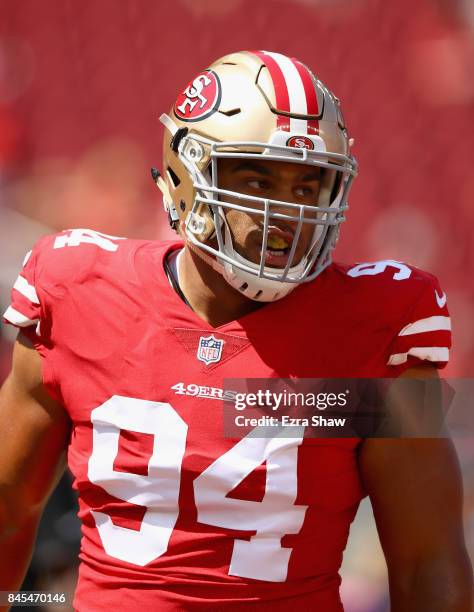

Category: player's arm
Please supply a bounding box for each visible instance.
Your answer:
[359,364,473,611]
[0,331,70,599]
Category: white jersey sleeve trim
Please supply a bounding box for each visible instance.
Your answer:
[22,250,32,266]
[13,275,40,304]
[387,346,449,366]
[3,306,39,327]
[399,316,451,337]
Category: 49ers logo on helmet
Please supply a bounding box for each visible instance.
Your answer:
[286,136,315,150]
[174,70,222,122]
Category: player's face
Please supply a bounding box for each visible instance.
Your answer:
[217,158,322,268]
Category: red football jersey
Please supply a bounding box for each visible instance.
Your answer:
[4,229,451,611]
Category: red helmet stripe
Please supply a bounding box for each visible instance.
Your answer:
[251,50,290,131]
[291,58,319,133]
[251,51,321,134]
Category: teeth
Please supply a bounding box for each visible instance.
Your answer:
[267,235,289,250]
[267,248,286,255]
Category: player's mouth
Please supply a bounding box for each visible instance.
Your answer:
[261,226,294,267]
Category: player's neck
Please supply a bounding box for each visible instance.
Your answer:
[177,246,262,328]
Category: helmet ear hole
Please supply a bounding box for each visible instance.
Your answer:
[167,167,181,188]
[180,200,186,211]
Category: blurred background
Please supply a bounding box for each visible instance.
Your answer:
[0,0,473,610]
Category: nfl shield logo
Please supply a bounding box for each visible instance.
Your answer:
[197,335,224,365]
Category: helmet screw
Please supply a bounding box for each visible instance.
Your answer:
[187,212,206,234]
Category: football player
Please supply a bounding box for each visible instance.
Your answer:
[0,51,472,611]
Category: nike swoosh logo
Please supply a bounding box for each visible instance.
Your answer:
[435,290,447,308]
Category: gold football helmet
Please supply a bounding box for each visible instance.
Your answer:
[156,50,358,302]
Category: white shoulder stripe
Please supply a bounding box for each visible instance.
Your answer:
[399,316,451,336]
[3,306,39,327]
[387,346,449,366]
[13,275,39,304]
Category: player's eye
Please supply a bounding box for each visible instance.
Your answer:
[294,186,314,197]
[246,179,269,191]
